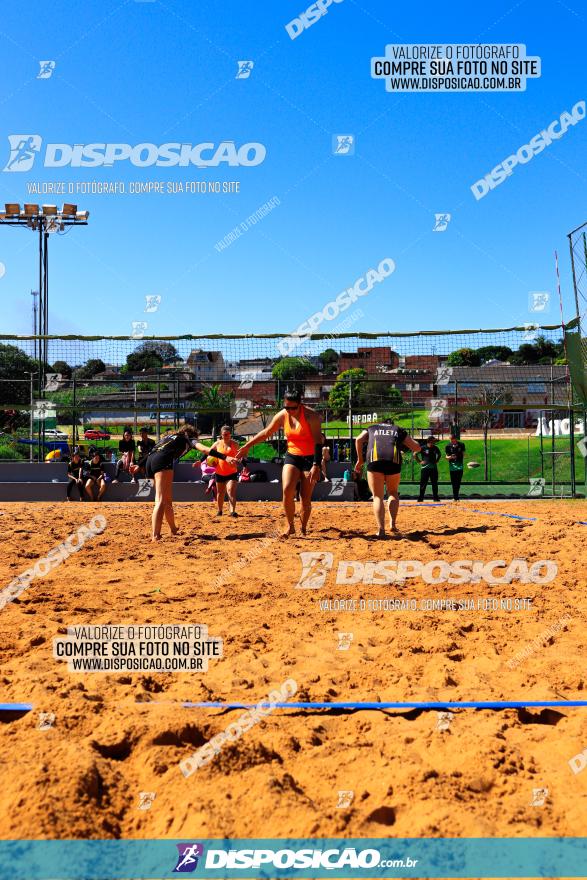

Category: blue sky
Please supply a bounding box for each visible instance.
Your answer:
[0,0,585,339]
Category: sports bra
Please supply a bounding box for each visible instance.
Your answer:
[215,439,238,475]
[284,406,314,456]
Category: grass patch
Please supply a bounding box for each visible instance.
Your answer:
[324,410,430,433]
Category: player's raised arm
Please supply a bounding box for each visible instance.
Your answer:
[403,435,422,454]
[235,411,285,459]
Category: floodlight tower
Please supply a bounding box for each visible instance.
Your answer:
[0,203,89,391]
[0,204,89,459]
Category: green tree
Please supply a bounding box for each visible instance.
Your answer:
[125,341,180,373]
[0,344,38,405]
[510,335,563,365]
[534,336,563,361]
[125,350,164,373]
[319,348,339,375]
[272,357,318,381]
[51,360,72,379]
[272,356,318,396]
[328,370,404,418]
[197,384,235,438]
[447,348,482,367]
[0,409,29,434]
[138,341,179,363]
[461,384,513,480]
[361,381,403,412]
[0,440,25,459]
[475,346,512,364]
[136,381,168,392]
[74,359,106,380]
[328,368,367,418]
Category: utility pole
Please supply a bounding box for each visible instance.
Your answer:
[27,372,34,461]
[348,375,353,463]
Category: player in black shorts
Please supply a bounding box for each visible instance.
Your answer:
[145,424,237,541]
[66,452,85,501]
[84,451,109,501]
[354,420,420,537]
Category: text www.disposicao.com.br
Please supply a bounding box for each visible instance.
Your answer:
[70,657,202,671]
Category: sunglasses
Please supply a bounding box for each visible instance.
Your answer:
[284,403,299,410]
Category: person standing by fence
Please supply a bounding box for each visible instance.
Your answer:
[416,436,441,502]
[445,434,466,501]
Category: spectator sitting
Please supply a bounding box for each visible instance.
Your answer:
[67,452,85,502]
[112,427,136,484]
[85,450,108,501]
[131,426,156,479]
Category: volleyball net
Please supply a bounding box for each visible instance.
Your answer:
[0,321,583,417]
[0,322,585,493]
[0,321,579,396]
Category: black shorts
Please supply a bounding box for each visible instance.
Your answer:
[367,461,402,476]
[145,452,174,477]
[215,471,238,484]
[284,452,314,472]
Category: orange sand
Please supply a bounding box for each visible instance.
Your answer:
[1,500,586,841]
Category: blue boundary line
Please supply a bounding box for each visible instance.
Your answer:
[459,506,587,526]
[178,700,587,710]
[9,696,587,711]
[470,509,537,520]
[0,703,32,711]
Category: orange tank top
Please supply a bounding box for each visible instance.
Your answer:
[284,406,314,456]
[215,439,238,475]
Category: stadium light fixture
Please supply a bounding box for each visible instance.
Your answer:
[0,199,90,436]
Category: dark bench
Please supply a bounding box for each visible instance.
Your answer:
[0,461,357,502]
[0,462,69,501]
